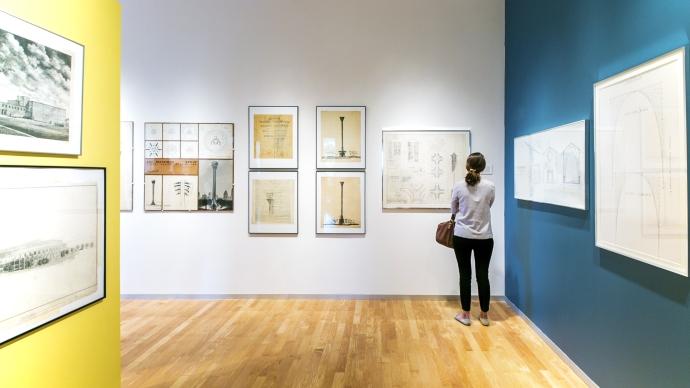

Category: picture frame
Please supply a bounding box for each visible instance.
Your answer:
[0,166,106,345]
[514,120,587,210]
[316,171,365,234]
[144,122,235,212]
[248,106,299,169]
[248,170,299,234]
[594,47,688,277]
[0,10,84,155]
[316,106,366,169]
[120,121,134,212]
[382,128,471,209]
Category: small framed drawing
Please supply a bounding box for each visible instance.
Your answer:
[594,47,688,276]
[316,106,366,169]
[249,106,299,169]
[248,170,298,234]
[0,11,84,155]
[0,166,106,345]
[120,121,134,211]
[382,128,471,209]
[316,171,365,234]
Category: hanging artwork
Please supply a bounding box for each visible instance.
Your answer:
[144,122,234,212]
[249,106,298,169]
[249,171,298,234]
[0,166,105,345]
[0,11,84,155]
[316,171,365,234]
[120,121,134,211]
[316,106,366,169]
[382,128,471,209]
[594,47,688,277]
[514,120,587,210]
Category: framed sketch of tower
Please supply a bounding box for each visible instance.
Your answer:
[594,47,688,277]
[248,170,298,234]
[0,166,105,345]
[144,122,234,212]
[316,171,365,234]
[0,11,84,155]
[316,106,366,169]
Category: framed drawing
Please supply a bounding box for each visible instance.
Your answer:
[144,122,234,212]
[316,106,366,169]
[249,106,298,169]
[382,128,471,209]
[514,120,587,210]
[120,121,134,211]
[0,166,105,345]
[594,47,688,277]
[249,170,298,234]
[0,11,84,155]
[316,171,365,234]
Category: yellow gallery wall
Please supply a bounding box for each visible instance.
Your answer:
[0,1,121,387]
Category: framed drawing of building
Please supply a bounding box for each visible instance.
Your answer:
[120,121,134,211]
[0,166,105,345]
[144,122,234,212]
[249,106,298,169]
[0,11,84,155]
[316,106,366,169]
[316,171,365,234]
[514,120,587,210]
[594,47,688,277]
[249,170,298,234]
[382,128,471,209]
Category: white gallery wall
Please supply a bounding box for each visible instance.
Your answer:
[120,0,505,295]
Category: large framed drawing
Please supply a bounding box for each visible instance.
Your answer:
[316,106,366,169]
[514,120,587,210]
[249,171,298,234]
[316,171,365,234]
[0,166,105,345]
[594,47,688,277]
[249,106,298,169]
[120,121,134,211]
[382,128,471,209]
[0,11,84,155]
[144,122,234,212]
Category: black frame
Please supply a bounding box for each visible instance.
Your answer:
[315,170,366,235]
[315,106,367,170]
[143,122,235,213]
[248,170,299,235]
[381,129,472,210]
[0,165,106,346]
[248,106,300,170]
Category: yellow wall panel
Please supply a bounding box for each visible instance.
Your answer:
[0,1,121,387]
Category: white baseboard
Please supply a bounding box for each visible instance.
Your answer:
[501,297,598,388]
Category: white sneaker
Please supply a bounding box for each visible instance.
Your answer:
[479,315,490,326]
[455,313,471,326]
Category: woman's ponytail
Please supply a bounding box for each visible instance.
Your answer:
[465,152,486,187]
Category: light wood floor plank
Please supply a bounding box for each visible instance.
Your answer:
[121,298,587,388]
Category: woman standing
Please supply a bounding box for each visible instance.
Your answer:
[450,152,495,326]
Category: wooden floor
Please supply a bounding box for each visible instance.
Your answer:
[121,298,586,388]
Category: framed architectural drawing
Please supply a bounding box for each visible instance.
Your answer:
[120,121,134,211]
[249,171,298,234]
[316,171,365,234]
[0,166,105,345]
[594,47,688,277]
[144,122,234,212]
[382,128,471,209]
[316,106,366,169]
[249,106,298,169]
[514,120,587,210]
[0,11,84,155]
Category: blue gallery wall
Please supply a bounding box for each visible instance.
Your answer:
[505,1,690,387]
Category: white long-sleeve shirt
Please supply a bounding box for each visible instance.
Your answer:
[450,179,495,239]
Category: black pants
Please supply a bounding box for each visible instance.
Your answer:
[452,236,494,312]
